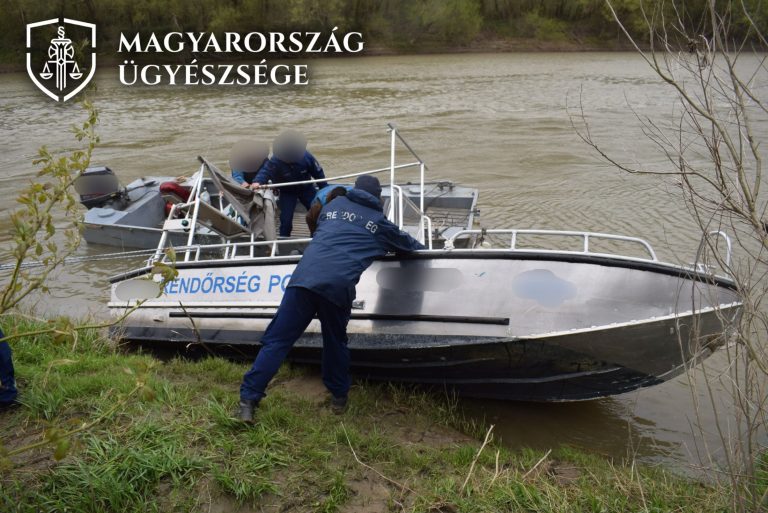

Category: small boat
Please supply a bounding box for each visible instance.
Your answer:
[107,126,741,401]
[76,165,478,250]
[75,166,218,249]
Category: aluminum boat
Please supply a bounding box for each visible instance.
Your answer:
[108,126,741,401]
[76,166,224,249]
[76,164,477,250]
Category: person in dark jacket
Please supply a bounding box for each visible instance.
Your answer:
[237,175,425,422]
[229,140,270,187]
[0,328,18,409]
[305,184,351,235]
[252,130,327,236]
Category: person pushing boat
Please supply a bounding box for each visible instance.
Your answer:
[237,175,425,422]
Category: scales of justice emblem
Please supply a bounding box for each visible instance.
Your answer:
[40,26,84,91]
[26,18,96,102]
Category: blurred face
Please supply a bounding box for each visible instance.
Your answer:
[231,140,268,171]
[274,130,307,163]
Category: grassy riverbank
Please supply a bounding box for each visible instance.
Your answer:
[0,315,728,512]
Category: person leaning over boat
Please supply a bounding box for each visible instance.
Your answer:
[237,175,425,422]
[250,130,327,236]
[0,328,18,410]
[305,184,352,235]
[229,139,270,187]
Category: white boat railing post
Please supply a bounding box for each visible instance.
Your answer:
[694,230,733,275]
[419,162,425,243]
[386,124,434,247]
[718,231,733,267]
[423,214,433,249]
[389,184,405,228]
[388,125,397,222]
[184,165,204,221]
[151,204,176,264]
[184,166,205,262]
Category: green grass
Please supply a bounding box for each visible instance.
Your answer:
[0,315,730,512]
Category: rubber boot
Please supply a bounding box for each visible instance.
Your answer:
[330,395,348,415]
[237,399,258,423]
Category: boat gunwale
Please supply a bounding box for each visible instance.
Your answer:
[107,249,739,291]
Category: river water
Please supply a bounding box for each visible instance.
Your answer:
[1,52,765,474]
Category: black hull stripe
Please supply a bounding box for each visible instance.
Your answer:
[168,311,510,325]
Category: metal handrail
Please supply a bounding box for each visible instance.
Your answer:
[385,125,434,245]
[444,229,658,261]
[390,184,405,228]
[255,162,421,189]
[693,230,733,275]
[150,125,445,267]
[184,166,207,262]
[387,123,427,169]
[423,214,434,249]
[155,238,314,264]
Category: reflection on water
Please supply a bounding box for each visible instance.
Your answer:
[463,350,747,476]
[461,397,678,463]
[1,52,765,472]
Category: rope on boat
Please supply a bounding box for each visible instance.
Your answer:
[0,247,170,271]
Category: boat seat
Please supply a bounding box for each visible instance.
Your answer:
[178,201,249,239]
[159,181,191,205]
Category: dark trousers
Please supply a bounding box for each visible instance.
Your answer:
[0,329,17,404]
[240,286,351,402]
[278,188,315,237]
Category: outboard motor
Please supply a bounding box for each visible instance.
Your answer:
[75,166,126,209]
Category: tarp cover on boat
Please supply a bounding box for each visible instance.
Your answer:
[199,156,277,240]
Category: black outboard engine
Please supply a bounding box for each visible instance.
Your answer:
[75,166,126,209]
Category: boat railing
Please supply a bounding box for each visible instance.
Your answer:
[247,124,435,248]
[154,238,314,265]
[150,125,444,264]
[390,184,405,228]
[692,230,733,275]
[422,214,434,250]
[444,228,659,261]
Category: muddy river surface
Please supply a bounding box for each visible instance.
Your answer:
[1,52,765,473]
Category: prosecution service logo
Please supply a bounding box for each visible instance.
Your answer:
[24,19,364,97]
[26,18,96,102]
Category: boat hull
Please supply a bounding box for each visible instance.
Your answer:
[110,252,741,401]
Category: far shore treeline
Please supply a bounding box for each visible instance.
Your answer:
[2,0,768,66]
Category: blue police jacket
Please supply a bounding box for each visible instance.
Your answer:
[288,188,426,308]
[254,151,327,193]
[312,184,353,206]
